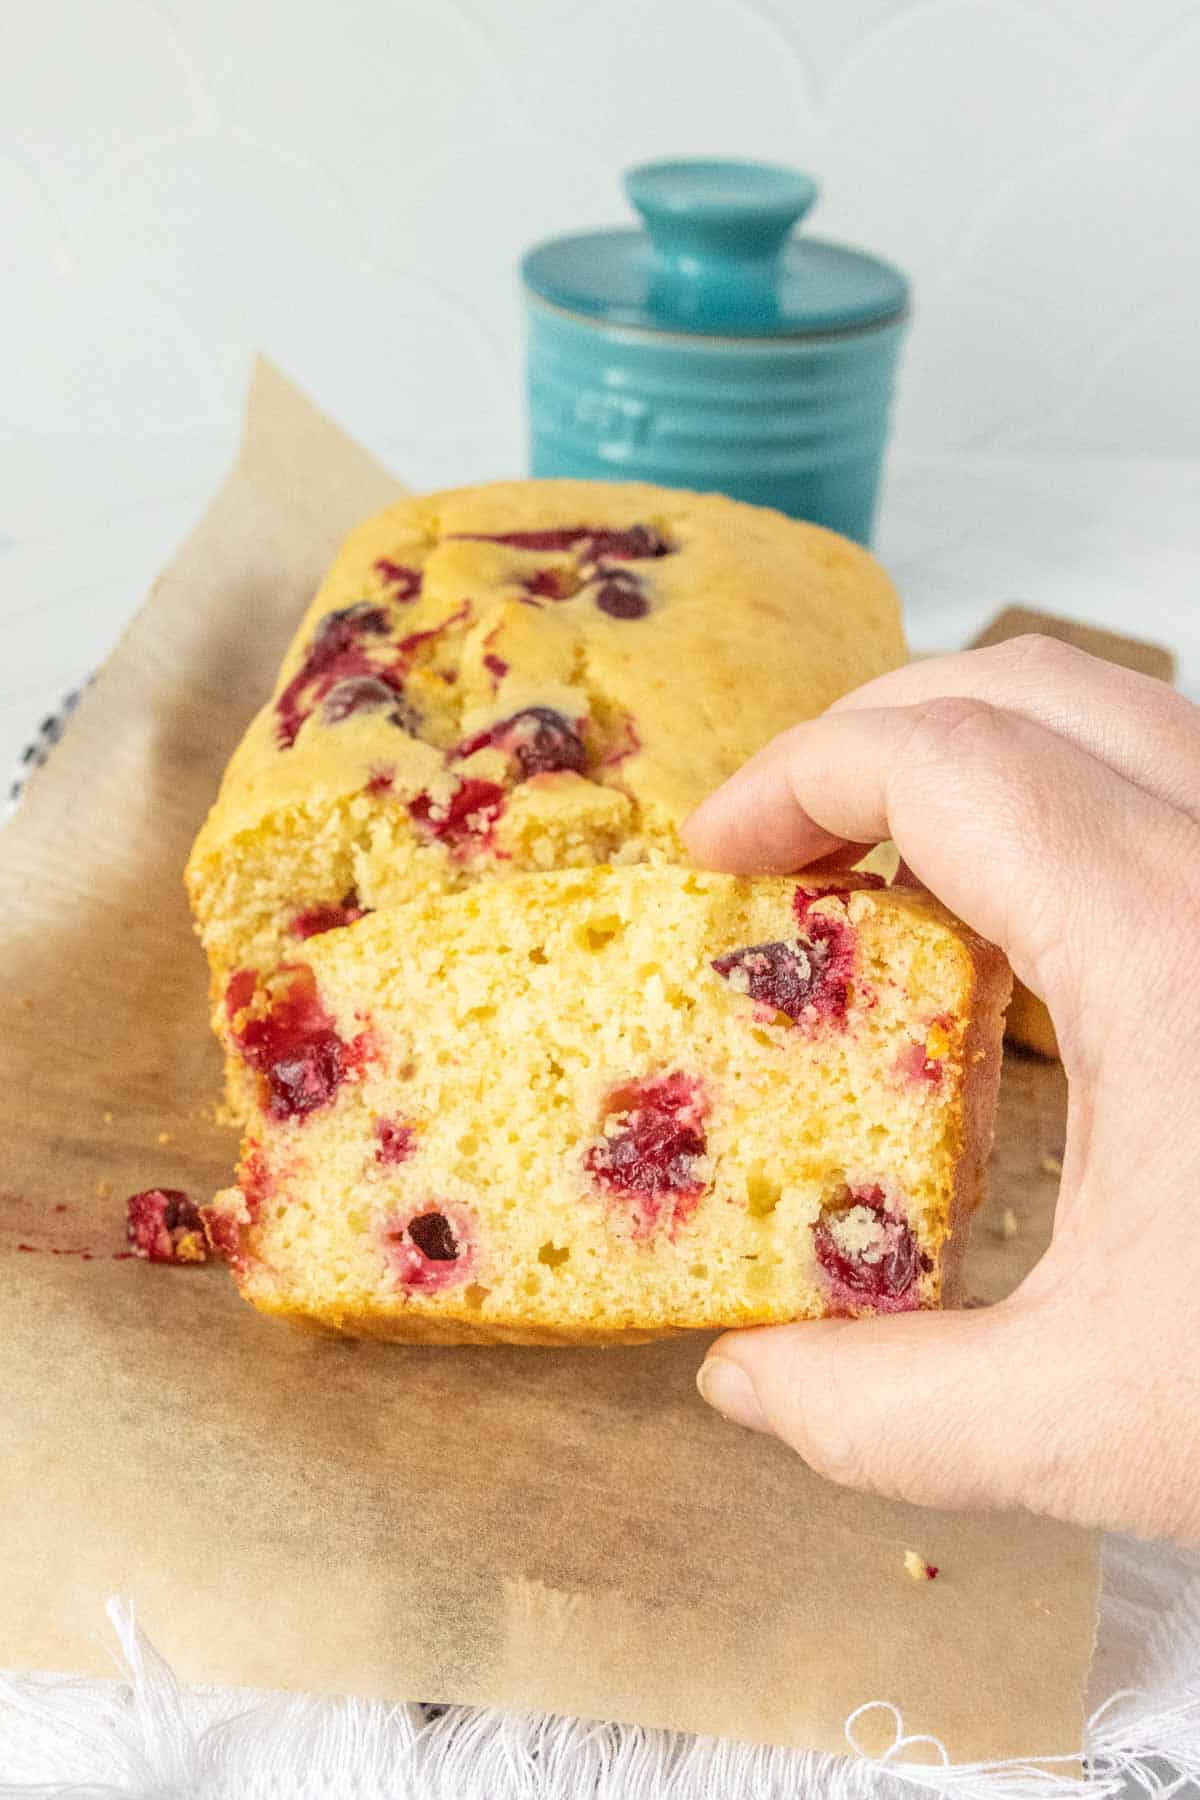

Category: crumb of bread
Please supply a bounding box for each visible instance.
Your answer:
[95,1179,113,1200]
[207,865,1009,1344]
[103,1110,114,1124]
[1039,1152,1062,1176]
[156,1131,174,1145]
[904,1550,938,1581]
[992,1207,1019,1240]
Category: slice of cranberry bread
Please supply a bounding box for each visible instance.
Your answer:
[185,480,906,1118]
[201,867,1009,1346]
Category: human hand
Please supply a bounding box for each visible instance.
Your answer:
[684,635,1200,1544]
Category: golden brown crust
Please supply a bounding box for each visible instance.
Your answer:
[939,931,1012,1306]
[254,1288,836,1348]
[188,479,908,1125]
[1005,979,1059,1060]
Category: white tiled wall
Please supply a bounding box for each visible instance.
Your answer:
[5,0,1200,486]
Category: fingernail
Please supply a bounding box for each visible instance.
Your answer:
[696,1356,768,1433]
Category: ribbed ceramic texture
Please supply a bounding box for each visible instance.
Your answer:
[528,302,906,544]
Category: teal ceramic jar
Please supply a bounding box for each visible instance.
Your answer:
[522,160,910,545]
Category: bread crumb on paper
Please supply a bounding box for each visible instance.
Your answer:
[1039,1152,1062,1176]
[904,1550,939,1582]
[95,1179,113,1200]
[992,1207,1019,1240]
[157,1131,174,1146]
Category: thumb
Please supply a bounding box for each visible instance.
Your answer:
[697,1302,1055,1516]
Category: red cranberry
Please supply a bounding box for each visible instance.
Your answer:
[783,890,860,1023]
[125,1189,208,1264]
[275,604,393,748]
[381,1205,475,1291]
[408,778,505,852]
[585,1072,708,1239]
[290,891,366,940]
[458,707,587,780]
[594,572,650,620]
[408,1212,458,1259]
[813,1186,931,1312]
[508,709,587,777]
[715,902,856,1027]
[452,524,671,560]
[483,652,510,685]
[375,1119,416,1165]
[365,766,395,795]
[321,673,421,734]
[372,559,422,600]
[229,965,363,1121]
[311,603,391,658]
[712,940,819,1021]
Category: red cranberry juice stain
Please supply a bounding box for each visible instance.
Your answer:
[239,1146,276,1222]
[895,1040,945,1087]
[375,1119,416,1165]
[198,1204,245,1271]
[289,891,367,940]
[275,604,392,748]
[372,560,423,600]
[523,567,581,601]
[452,524,671,560]
[408,778,505,853]
[394,599,472,664]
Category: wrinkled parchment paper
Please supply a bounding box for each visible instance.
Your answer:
[0,360,1098,1758]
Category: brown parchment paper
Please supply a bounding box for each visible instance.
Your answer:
[0,360,1099,1761]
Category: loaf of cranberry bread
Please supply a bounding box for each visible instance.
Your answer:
[186,481,906,1117]
[200,867,1009,1346]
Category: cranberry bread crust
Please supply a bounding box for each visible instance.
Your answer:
[186,481,906,1116]
[202,868,1010,1347]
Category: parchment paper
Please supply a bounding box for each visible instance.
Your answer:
[0,360,1098,1760]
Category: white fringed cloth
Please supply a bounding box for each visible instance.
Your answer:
[0,1536,1196,1799]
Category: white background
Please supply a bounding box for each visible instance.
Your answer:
[3,0,1200,772]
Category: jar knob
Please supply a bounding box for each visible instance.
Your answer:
[624,158,818,277]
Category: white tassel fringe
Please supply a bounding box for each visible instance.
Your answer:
[1,1537,1197,1799]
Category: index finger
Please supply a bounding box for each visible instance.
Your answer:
[826,635,1200,826]
[682,696,1198,1060]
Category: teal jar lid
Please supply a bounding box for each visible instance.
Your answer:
[522,158,909,339]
